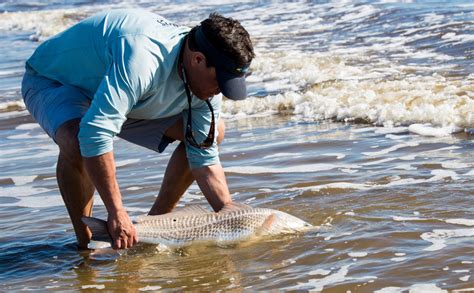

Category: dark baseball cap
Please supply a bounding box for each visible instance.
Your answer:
[193,26,251,100]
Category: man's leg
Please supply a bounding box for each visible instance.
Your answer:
[55,119,95,249]
[148,118,225,215]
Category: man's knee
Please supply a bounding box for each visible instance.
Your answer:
[217,119,225,145]
[55,119,82,162]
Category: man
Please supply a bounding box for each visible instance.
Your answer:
[21,9,255,250]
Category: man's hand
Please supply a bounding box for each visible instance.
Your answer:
[107,209,138,249]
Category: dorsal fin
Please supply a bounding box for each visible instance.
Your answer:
[218,202,253,214]
[136,205,210,223]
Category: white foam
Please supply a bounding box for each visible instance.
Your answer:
[225,163,336,174]
[115,159,141,168]
[288,169,461,196]
[361,157,396,166]
[0,185,49,198]
[322,153,346,159]
[262,152,303,159]
[82,285,105,290]
[421,228,474,251]
[293,182,371,193]
[445,219,474,226]
[144,174,164,180]
[465,170,474,176]
[284,265,376,291]
[393,164,417,171]
[15,123,41,130]
[324,232,353,241]
[375,287,403,293]
[308,269,331,276]
[6,132,49,140]
[409,123,462,137]
[362,141,419,156]
[374,126,409,134]
[126,186,143,191]
[126,207,149,213]
[430,169,459,181]
[139,286,162,291]
[441,162,471,169]
[453,270,470,273]
[284,265,350,291]
[0,100,25,111]
[11,175,37,186]
[392,216,426,222]
[459,276,470,282]
[408,284,447,293]
[1,194,62,208]
[391,257,407,262]
[222,64,474,128]
[340,168,359,174]
[348,252,368,258]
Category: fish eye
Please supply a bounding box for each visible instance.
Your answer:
[173,219,177,222]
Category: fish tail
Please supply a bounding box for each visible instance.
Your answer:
[81,216,112,243]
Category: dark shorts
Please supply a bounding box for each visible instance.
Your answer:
[21,66,181,153]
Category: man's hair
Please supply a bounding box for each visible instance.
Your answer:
[188,13,255,67]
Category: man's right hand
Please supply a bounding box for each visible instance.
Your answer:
[107,209,138,249]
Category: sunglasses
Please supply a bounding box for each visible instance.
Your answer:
[181,66,215,149]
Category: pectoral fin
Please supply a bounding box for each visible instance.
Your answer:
[256,214,275,236]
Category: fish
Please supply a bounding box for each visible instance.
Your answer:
[82,203,312,248]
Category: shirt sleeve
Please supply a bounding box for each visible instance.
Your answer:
[78,35,157,157]
[183,95,222,170]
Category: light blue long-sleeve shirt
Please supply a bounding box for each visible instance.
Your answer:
[26,9,220,169]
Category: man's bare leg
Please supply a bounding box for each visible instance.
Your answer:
[148,142,192,215]
[148,119,225,215]
[55,119,95,249]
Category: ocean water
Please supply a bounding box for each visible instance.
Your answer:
[0,1,473,291]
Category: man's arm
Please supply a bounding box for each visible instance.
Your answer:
[192,164,232,212]
[83,151,138,249]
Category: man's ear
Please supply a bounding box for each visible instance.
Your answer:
[191,51,206,66]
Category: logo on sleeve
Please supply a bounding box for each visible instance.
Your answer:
[155,18,180,28]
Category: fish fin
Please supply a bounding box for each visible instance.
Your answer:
[256,214,276,236]
[218,202,253,214]
[81,216,112,243]
[136,205,210,223]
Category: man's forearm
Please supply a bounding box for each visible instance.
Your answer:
[83,151,137,249]
[83,151,124,213]
[192,164,232,212]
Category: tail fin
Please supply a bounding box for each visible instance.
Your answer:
[82,216,112,243]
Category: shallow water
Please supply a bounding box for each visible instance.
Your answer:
[1,115,473,291]
[1,0,473,291]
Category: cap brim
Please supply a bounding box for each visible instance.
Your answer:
[216,69,247,101]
